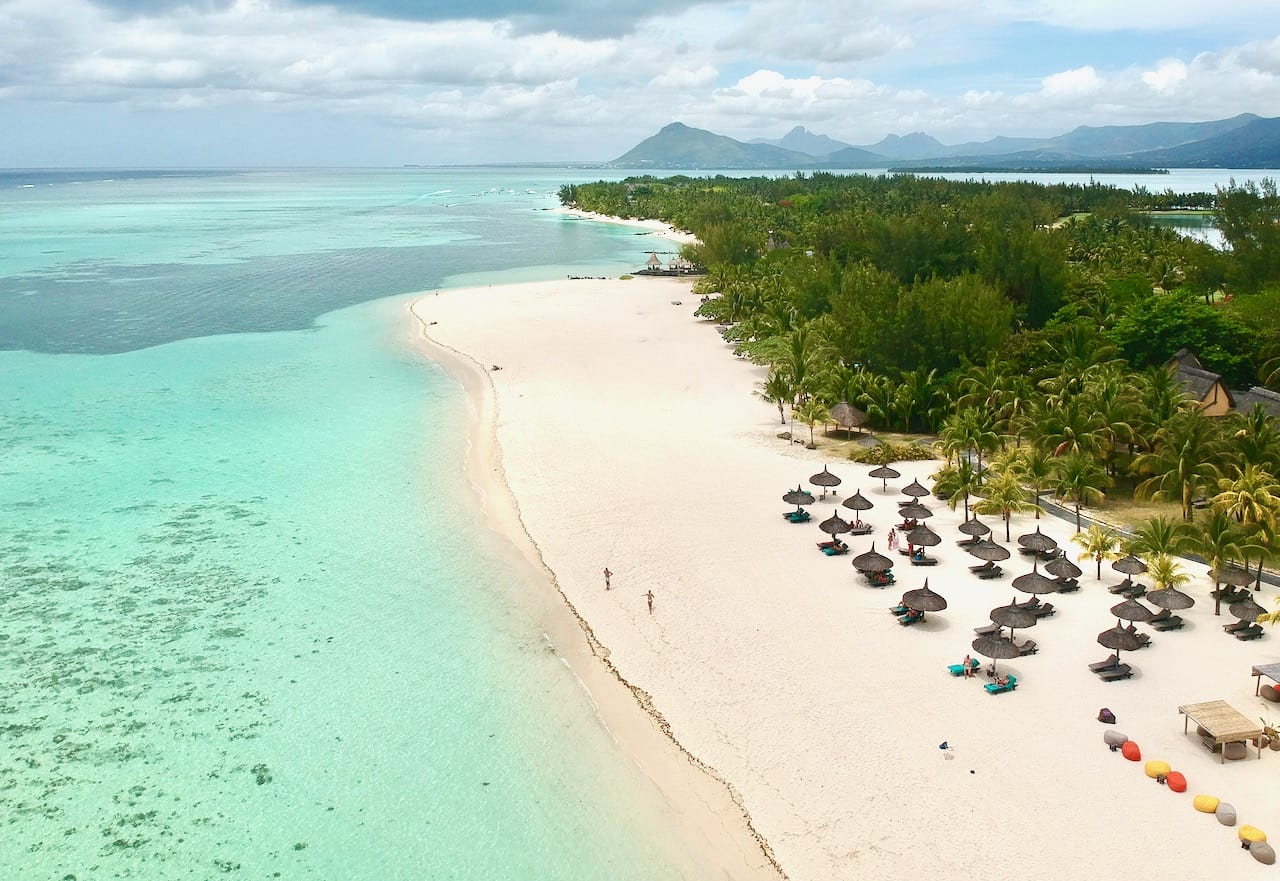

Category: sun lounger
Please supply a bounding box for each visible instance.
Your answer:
[1016,597,1041,609]
[1017,639,1038,656]
[1223,619,1251,633]
[948,659,980,676]
[910,556,938,566]
[1098,664,1133,682]
[1089,653,1121,672]
[848,523,874,535]
[1214,587,1249,604]
[1031,603,1056,618]
[984,675,1018,695]
[976,566,1004,580]
[890,603,909,615]
[1236,624,1265,641]
[821,544,849,556]
[898,612,925,625]
[969,560,994,573]
[1055,578,1080,593]
[1152,615,1184,632]
[1108,578,1146,596]
[974,623,1002,637]
[784,510,811,523]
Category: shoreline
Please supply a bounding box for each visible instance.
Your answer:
[409,273,1280,880]
[552,205,700,246]
[408,292,787,881]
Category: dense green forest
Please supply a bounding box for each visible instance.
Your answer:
[561,173,1280,595]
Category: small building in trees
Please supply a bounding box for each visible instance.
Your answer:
[1233,386,1280,420]
[1167,348,1234,416]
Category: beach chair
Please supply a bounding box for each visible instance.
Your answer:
[910,556,938,566]
[1224,619,1252,633]
[1235,624,1265,641]
[898,612,925,626]
[1152,615,1184,631]
[974,623,1002,637]
[890,603,909,615]
[1016,639,1037,656]
[784,510,811,523]
[984,675,1018,695]
[1131,631,1151,649]
[1031,603,1056,618]
[1055,578,1080,593]
[948,659,980,676]
[849,523,874,536]
[1016,596,1041,609]
[1098,664,1133,682]
[969,560,994,573]
[1089,653,1121,673]
[821,544,849,556]
[976,566,1004,580]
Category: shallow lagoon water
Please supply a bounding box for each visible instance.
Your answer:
[0,169,712,879]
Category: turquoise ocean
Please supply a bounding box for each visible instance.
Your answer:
[2,165,1274,879]
[0,168,711,881]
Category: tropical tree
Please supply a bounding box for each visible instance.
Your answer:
[1006,446,1056,518]
[1070,523,1121,580]
[757,370,793,424]
[1133,409,1225,520]
[1052,451,1112,531]
[1145,553,1192,594]
[973,468,1041,541]
[793,399,830,448]
[932,458,986,520]
[1189,508,1247,615]
[1124,516,1191,560]
[1212,463,1280,587]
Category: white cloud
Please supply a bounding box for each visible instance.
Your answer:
[1041,65,1102,97]
[1142,59,1187,93]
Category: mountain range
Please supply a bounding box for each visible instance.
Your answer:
[612,115,1280,170]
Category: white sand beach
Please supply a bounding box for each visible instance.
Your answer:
[412,275,1280,880]
[554,206,701,245]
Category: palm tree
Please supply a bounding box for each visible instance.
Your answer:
[1227,404,1280,473]
[793,399,830,448]
[1071,523,1120,580]
[1189,509,1247,615]
[1212,463,1280,587]
[1052,451,1111,531]
[757,370,793,425]
[1124,516,1191,560]
[932,458,986,520]
[973,469,1041,541]
[1146,553,1192,594]
[1007,446,1056,518]
[1133,410,1225,520]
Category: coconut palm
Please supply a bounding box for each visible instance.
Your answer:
[1146,553,1192,594]
[757,370,793,425]
[793,399,831,448]
[1189,508,1247,615]
[973,468,1041,541]
[1227,404,1280,473]
[1212,464,1280,588]
[1052,451,1111,531]
[1133,409,1225,520]
[1124,516,1191,560]
[1071,523,1121,580]
[1006,446,1056,518]
[932,458,986,520]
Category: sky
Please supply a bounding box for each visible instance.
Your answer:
[2,0,1280,166]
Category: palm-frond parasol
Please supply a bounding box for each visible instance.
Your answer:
[1112,553,1149,576]
[1098,621,1143,658]
[972,634,1021,675]
[967,538,1011,562]
[901,477,931,498]
[1017,527,1059,554]
[1230,597,1268,622]
[1211,565,1255,588]
[990,600,1038,631]
[1110,597,1155,623]
[958,517,990,538]
[853,543,894,573]
[1146,586,1195,611]
[809,465,843,491]
[818,512,853,537]
[902,579,947,612]
[1044,554,1082,580]
[1012,569,1059,596]
[905,523,941,547]
[868,464,900,491]
[782,486,816,514]
[842,490,874,512]
[898,502,932,521]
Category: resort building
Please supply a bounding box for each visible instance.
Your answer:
[1167,348,1234,416]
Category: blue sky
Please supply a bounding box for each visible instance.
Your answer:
[1,0,1278,166]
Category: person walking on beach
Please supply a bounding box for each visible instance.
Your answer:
[603,567,612,590]
[888,527,898,552]
[644,590,654,614]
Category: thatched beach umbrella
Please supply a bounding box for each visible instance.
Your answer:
[1044,554,1082,580]
[902,579,947,612]
[1098,621,1144,658]
[1110,597,1155,623]
[901,477,931,498]
[906,523,941,547]
[841,490,874,521]
[990,600,1038,632]
[1112,554,1149,576]
[809,465,843,498]
[782,486,816,514]
[898,502,932,521]
[853,543,894,573]
[1017,527,1059,554]
[1146,586,1196,611]
[1229,597,1268,623]
[818,512,853,538]
[1211,565,1255,588]
[958,517,990,538]
[968,539,1011,562]
[1012,569,1059,596]
[868,464,900,491]
[972,634,1021,676]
